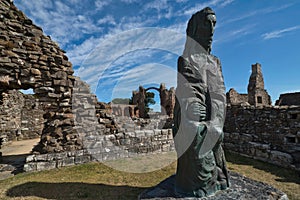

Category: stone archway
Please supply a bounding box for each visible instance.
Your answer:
[0,0,80,153]
[131,83,175,118]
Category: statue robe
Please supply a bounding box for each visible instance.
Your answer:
[173,42,229,197]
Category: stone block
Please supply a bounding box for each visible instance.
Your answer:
[36,161,57,171]
[23,163,37,172]
[67,150,84,157]
[135,130,145,137]
[90,153,103,162]
[35,154,48,161]
[161,129,168,135]
[144,130,154,137]
[102,152,117,161]
[30,68,41,76]
[121,138,132,145]
[154,129,161,135]
[57,157,75,167]
[75,155,91,164]
[270,150,293,166]
[124,132,135,138]
[25,155,36,162]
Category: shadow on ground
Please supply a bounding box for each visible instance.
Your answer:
[225,151,300,185]
[6,182,146,200]
[0,154,28,175]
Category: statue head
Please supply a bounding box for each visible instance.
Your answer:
[186,7,216,53]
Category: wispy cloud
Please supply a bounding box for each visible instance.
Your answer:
[223,3,293,25]
[144,0,169,11]
[97,15,116,25]
[95,0,111,11]
[120,0,139,4]
[220,0,234,7]
[109,63,176,100]
[183,0,234,16]
[15,1,102,49]
[75,28,185,94]
[262,25,300,40]
[214,24,256,44]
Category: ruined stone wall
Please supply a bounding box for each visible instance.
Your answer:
[276,92,300,106]
[0,90,44,145]
[21,93,44,140]
[247,63,271,106]
[23,128,174,172]
[0,90,23,143]
[0,0,80,153]
[224,105,300,170]
[227,63,271,107]
[132,84,175,118]
[159,84,175,117]
[226,88,248,106]
[24,78,174,171]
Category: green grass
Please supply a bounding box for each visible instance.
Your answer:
[0,151,299,200]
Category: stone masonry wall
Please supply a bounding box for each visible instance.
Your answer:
[224,105,300,170]
[0,90,23,144]
[23,128,174,172]
[0,0,80,153]
[20,93,44,140]
[23,77,174,172]
[276,92,300,106]
[0,90,44,145]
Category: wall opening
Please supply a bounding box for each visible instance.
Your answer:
[257,96,262,104]
[147,89,160,115]
[285,136,296,143]
[0,89,44,150]
[290,113,298,120]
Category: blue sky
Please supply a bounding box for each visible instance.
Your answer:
[15,0,300,108]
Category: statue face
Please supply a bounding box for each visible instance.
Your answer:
[196,13,216,52]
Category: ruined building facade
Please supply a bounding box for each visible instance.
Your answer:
[0,0,80,153]
[275,92,300,106]
[227,63,271,107]
[224,63,300,170]
[131,83,175,118]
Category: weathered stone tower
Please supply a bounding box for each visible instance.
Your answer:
[247,63,271,106]
[159,83,175,117]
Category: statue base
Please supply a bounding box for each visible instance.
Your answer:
[138,171,288,200]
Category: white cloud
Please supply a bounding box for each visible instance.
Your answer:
[15,1,102,48]
[75,28,185,93]
[262,26,300,40]
[95,0,111,11]
[144,0,169,11]
[97,15,116,25]
[120,0,139,3]
[220,0,234,7]
[223,3,293,25]
[111,63,176,99]
[175,0,188,2]
[183,0,229,16]
[143,0,176,20]
[214,24,255,44]
[67,37,102,67]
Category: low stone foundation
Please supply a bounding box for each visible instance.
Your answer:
[24,128,174,172]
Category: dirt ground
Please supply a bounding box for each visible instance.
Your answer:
[1,138,39,156]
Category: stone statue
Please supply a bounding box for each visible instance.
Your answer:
[173,7,230,197]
